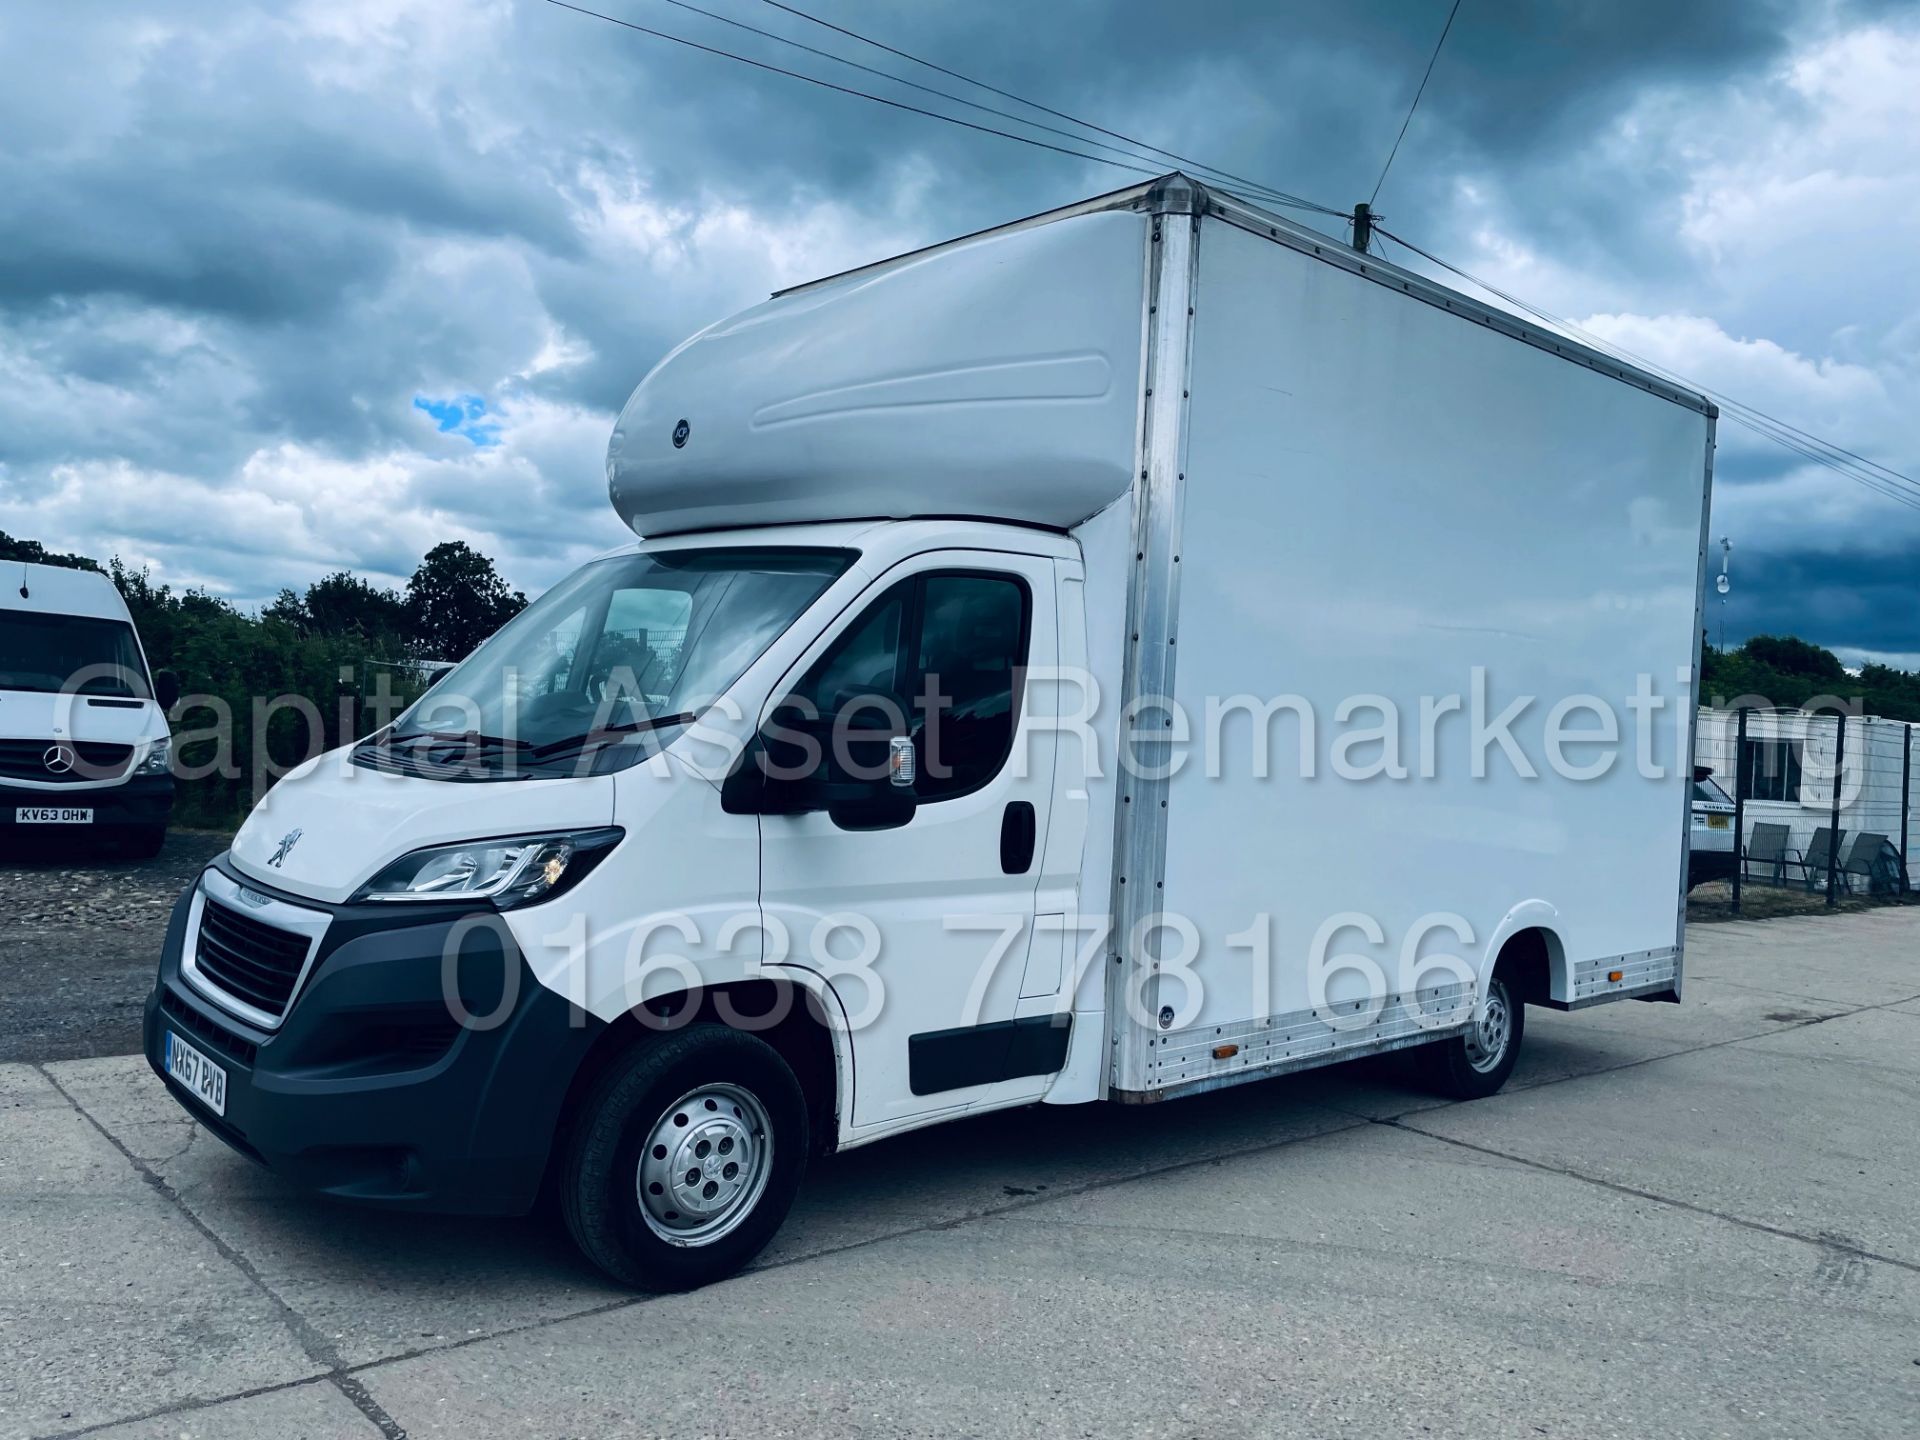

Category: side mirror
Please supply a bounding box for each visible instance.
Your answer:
[153,669,180,710]
[825,695,917,832]
[827,782,916,832]
[721,692,920,832]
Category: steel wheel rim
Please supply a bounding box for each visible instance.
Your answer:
[1464,982,1512,1074]
[635,1082,774,1247]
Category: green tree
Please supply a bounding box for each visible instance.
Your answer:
[404,541,526,661]
[1743,634,1847,683]
[266,570,408,640]
[1702,635,1920,722]
[0,530,102,573]
[104,557,425,826]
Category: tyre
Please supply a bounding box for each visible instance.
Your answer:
[120,825,167,860]
[1414,970,1524,1100]
[560,1023,807,1290]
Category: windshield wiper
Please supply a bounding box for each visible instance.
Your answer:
[528,712,698,760]
[385,729,534,752]
[363,729,534,766]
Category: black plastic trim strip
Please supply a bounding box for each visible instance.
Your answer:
[907,1014,1071,1096]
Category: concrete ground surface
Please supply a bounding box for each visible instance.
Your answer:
[1,908,1916,1439]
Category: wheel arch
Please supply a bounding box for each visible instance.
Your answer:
[1483,902,1568,1005]
[550,970,851,1181]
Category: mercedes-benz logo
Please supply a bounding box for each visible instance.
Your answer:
[43,744,77,775]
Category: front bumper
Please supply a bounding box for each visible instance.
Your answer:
[144,857,602,1214]
[1,773,173,829]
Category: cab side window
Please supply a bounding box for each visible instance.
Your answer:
[779,570,1029,803]
[792,588,908,718]
[914,575,1026,801]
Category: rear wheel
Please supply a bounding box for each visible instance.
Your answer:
[560,1023,807,1290]
[1415,970,1523,1100]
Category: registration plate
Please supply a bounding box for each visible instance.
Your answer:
[164,1031,228,1117]
[1708,815,1730,830]
[14,807,93,824]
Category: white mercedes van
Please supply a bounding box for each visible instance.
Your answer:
[2,562,176,855]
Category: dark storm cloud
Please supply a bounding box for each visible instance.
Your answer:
[0,0,1914,658]
[1721,545,1920,661]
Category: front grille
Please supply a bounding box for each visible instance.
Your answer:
[194,898,313,1020]
[0,738,134,783]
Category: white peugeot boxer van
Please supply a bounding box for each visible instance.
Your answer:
[3,561,176,855]
[146,176,1714,1289]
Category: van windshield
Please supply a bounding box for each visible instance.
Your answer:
[389,547,853,761]
[0,613,150,697]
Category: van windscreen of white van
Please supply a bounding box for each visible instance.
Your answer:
[0,613,150,697]
[384,547,854,774]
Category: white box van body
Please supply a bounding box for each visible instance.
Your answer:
[2,562,175,853]
[146,176,1714,1288]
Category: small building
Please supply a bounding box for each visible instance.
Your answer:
[1695,706,1917,889]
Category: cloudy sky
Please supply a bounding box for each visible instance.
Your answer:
[2,0,1916,666]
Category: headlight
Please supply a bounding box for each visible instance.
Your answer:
[350,827,623,908]
[137,737,172,776]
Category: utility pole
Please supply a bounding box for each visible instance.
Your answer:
[1731,706,1749,914]
[1716,537,1732,649]
[1827,712,1846,908]
[1351,203,1373,255]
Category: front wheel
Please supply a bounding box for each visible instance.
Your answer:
[560,1024,808,1290]
[1414,971,1524,1100]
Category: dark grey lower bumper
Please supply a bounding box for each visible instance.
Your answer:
[144,863,603,1214]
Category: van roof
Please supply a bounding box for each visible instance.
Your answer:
[1,562,134,624]
[776,172,1713,420]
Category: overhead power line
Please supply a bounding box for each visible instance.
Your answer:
[752,0,1348,218]
[543,0,1167,178]
[546,1,1903,517]
[641,0,1334,216]
[1372,0,1464,208]
[1371,227,1920,513]
[1370,226,1920,511]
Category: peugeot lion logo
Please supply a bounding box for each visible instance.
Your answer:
[268,828,303,868]
[42,744,77,775]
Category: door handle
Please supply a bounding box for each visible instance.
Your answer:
[1000,801,1036,875]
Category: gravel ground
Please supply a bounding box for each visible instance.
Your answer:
[0,828,230,1062]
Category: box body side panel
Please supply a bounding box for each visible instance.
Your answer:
[1132,217,1709,1092]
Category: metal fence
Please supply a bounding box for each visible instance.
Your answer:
[1694,706,1916,912]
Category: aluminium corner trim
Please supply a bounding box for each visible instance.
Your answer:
[1102,185,1202,1095]
[1674,415,1718,999]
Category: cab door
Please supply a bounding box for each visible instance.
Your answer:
[756,550,1062,1133]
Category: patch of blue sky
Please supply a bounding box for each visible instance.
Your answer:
[413,393,502,446]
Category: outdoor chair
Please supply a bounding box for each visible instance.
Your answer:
[1741,822,1796,887]
[1839,832,1889,895]
[1800,826,1845,891]
[1875,838,1913,897]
